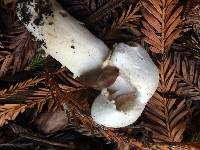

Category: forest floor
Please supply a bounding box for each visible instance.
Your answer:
[0,0,200,150]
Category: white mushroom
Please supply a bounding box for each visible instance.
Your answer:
[91,43,159,128]
[16,0,159,128]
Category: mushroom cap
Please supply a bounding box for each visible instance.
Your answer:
[111,43,159,103]
[91,43,159,128]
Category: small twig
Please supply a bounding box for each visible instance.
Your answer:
[0,143,33,148]
[20,134,75,148]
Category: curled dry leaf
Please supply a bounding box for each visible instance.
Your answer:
[145,57,189,142]
[141,0,183,53]
[35,110,68,134]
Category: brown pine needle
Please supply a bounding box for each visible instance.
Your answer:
[141,0,184,54]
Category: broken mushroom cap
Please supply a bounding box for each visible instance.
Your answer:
[91,43,159,128]
[16,0,109,77]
